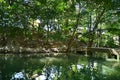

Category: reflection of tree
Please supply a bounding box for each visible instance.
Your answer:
[0,54,120,80]
[0,54,78,80]
[0,55,5,80]
[0,55,43,80]
[87,57,103,80]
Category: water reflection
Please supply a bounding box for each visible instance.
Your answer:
[0,53,120,80]
[11,72,27,80]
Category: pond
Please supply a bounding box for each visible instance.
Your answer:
[0,53,120,80]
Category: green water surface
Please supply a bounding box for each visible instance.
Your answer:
[0,53,120,80]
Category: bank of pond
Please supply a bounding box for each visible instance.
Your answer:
[0,53,120,80]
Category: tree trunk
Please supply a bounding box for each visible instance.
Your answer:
[87,8,105,47]
[66,13,80,53]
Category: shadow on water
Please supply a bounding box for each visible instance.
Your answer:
[0,53,120,80]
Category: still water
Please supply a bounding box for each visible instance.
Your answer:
[0,53,120,80]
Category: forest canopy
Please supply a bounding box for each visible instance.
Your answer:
[0,0,120,52]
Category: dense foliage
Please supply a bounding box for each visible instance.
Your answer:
[0,0,120,52]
